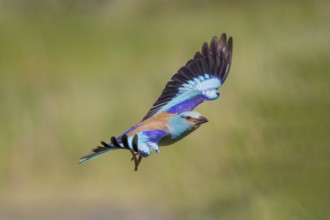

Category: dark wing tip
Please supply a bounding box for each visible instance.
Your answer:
[210,36,219,54]
[200,33,233,83]
[228,36,233,47]
[213,33,233,83]
[202,42,209,56]
[219,33,227,49]
[222,35,233,83]
[225,36,233,57]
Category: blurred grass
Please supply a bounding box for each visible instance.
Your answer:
[0,0,330,219]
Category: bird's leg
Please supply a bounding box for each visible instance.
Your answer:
[120,134,138,171]
[129,149,139,171]
[137,155,142,167]
[129,149,141,171]
[129,151,143,171]
[130,152,139,161]
[130,152,143,171]
[130,134,142,171]
[134,155,143,171]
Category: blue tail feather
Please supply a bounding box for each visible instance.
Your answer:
[79,147,113,164]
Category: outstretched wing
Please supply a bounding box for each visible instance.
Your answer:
[142,33,233,121]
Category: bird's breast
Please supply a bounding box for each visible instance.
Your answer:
[158,128,196,146]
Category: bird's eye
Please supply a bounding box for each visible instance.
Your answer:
[185,116,191,120]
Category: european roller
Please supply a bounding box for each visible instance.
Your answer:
[80,33,233,171]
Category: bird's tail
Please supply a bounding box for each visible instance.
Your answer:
[79,134,142,171]
[79,134,131,164]
[79,146,114,164]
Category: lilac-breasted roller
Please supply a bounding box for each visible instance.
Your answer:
[80,33,233,171]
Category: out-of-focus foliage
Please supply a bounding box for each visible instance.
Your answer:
[0,0,329,219]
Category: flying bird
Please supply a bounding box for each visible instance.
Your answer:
[80,33,233,171]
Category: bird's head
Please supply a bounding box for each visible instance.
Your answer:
[167,111,208,139]
[179,111,208,129]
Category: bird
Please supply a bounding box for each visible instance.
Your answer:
[79,33,233,171]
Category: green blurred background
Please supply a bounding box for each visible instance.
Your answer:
[0,0,329,219]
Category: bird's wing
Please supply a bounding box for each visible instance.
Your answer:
[131,129,168,157]
[142,33,233,121]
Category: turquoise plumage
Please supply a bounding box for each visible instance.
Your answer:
[80,34,233,171]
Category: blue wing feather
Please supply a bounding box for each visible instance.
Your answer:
[130,129,168,156]
[142,34,233,121]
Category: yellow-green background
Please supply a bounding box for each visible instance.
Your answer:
[0,0,329,219]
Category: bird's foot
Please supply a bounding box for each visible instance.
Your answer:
[121,133,142,171]
[131,152,139,161]
[129,150,142,171]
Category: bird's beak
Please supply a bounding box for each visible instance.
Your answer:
[197,116,208,125]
